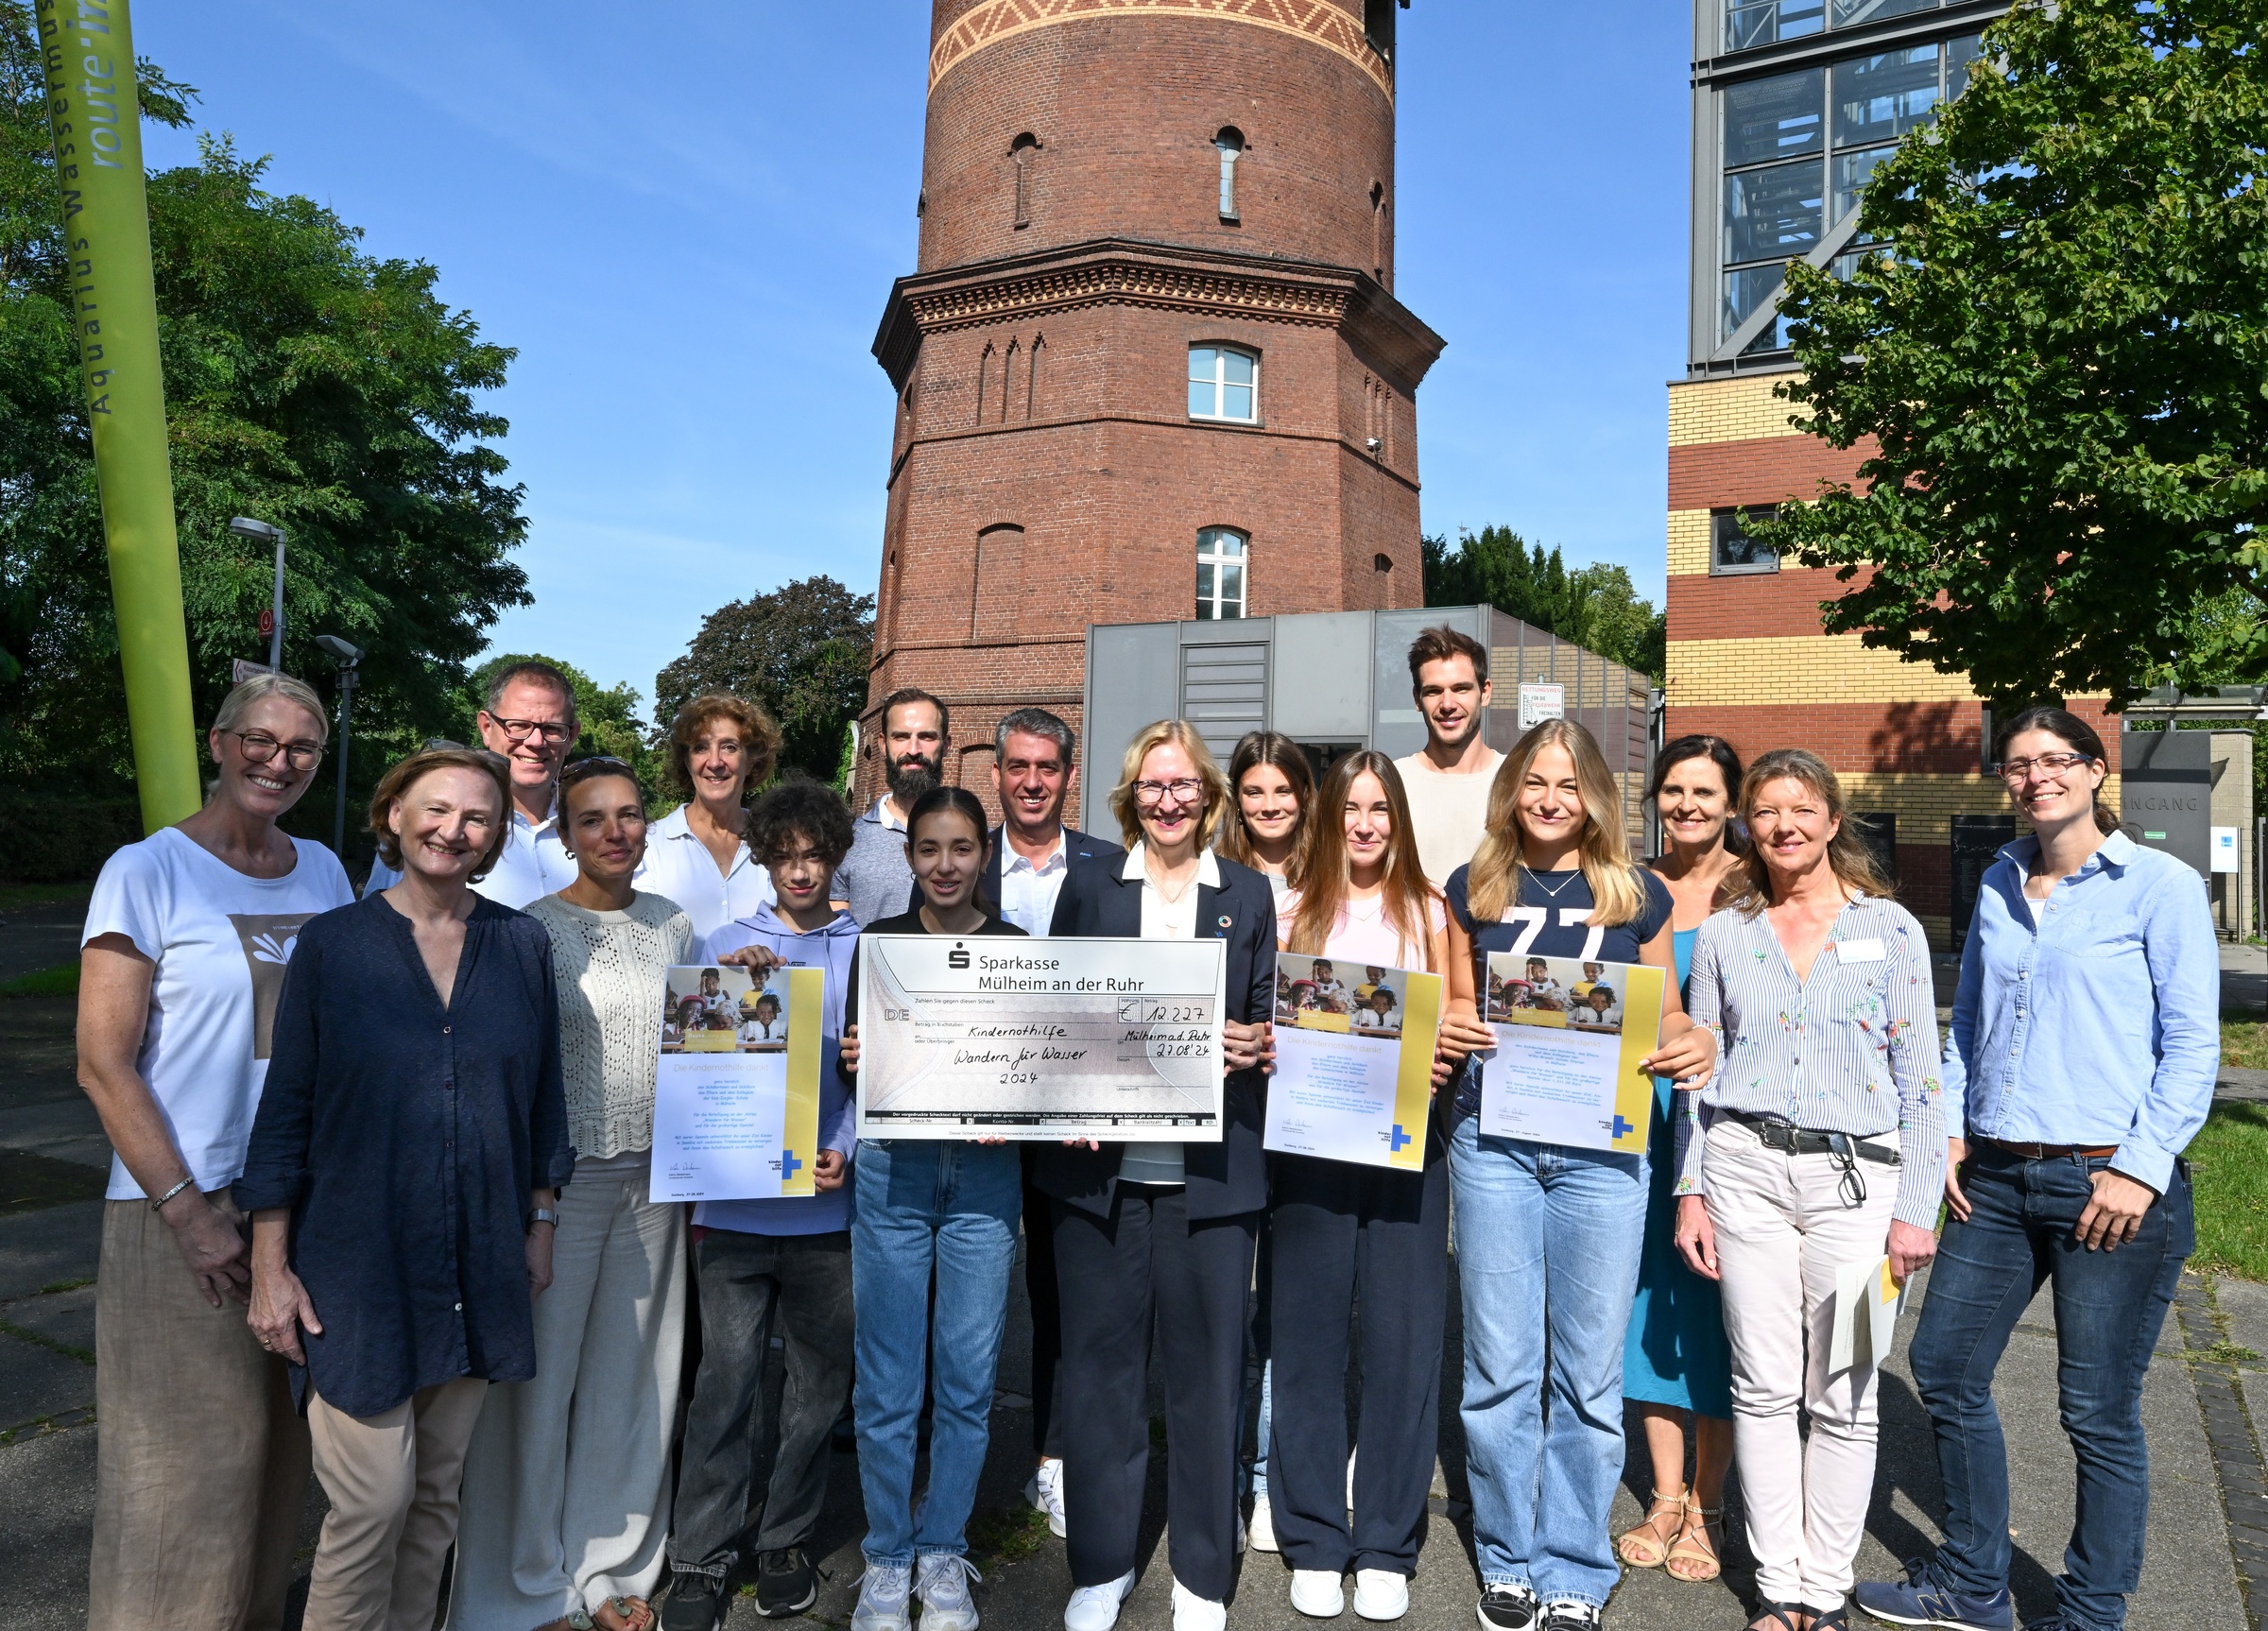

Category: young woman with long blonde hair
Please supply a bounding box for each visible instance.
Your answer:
[1268,752,1476,1622]
[1441,721,1715,1631]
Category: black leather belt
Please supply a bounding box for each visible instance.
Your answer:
[1723,1107,1901,1166]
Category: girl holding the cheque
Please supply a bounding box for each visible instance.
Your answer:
[1441,720,1715,1631]
[1267,751,1476,1622]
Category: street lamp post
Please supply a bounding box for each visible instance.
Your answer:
[228,517,288,671]
[315,634,363,856]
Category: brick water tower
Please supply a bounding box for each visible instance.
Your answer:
[860,0,1443,798]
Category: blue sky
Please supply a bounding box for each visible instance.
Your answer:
[138,2,1692,718]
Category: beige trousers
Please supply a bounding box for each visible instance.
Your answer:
[448,1151,686,1627]
[302,1376,489,1631]
[1702,1117,1899,1614]
[89,1194,311,1631]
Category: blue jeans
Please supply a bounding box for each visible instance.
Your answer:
[1449,1116,1647,1608]
[1908,1146,2193,1631]
[850,1140,1022,1567]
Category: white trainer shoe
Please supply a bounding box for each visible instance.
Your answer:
[1290,1569,1347,1618]
[851,1560,914,1631]
[1353,1570,1409,1622]
[1171,1580,1228,1631]
[1025,1458,1067,1538]
[916,1554,983,1631]
[1247,1494,1280,1554]
[1063,1570,1136,1631]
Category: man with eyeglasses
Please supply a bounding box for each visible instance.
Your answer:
[362,661,581,905]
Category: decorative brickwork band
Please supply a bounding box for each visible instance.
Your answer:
[930,0,1393,99]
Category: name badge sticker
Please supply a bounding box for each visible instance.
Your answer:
[1838,937,1885,964]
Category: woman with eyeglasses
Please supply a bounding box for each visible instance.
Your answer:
[1675,749,1945,1631]
[1854,708,2214,1631]
[77,673,355,1631]
[1039,721,1278,1631]
[636,694,783,945]
[449,757,697,1631]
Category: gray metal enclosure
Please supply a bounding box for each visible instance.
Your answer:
[1080,606,1657,849]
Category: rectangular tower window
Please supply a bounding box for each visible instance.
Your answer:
[1195,527,1248,619]
[1189,346,1259,421]
[1710,508,1781,575]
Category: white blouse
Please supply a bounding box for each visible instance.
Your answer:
[633,804,775,945]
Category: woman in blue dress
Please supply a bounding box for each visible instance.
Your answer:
[1616,736,1743,1585]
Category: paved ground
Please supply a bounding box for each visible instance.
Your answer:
[4,910,2265,1628]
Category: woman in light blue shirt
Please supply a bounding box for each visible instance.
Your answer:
[1855,707,2215,1631]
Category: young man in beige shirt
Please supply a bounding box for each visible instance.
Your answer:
[1392,626,1505,886]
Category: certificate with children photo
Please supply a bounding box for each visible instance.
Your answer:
[1478,953,1663,1156]
[651,964,826,1202]
[1264,953,1443,1170]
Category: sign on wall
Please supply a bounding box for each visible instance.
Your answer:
[1519,683,1564,728]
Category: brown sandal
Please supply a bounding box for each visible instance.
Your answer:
[1666,1502,1724,1583]
[1616,1490,1687,1569]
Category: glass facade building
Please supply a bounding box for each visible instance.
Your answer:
[1689,0,2007,373]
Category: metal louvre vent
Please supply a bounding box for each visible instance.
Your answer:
[1179,641,1268,761]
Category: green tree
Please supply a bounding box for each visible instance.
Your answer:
[1423,526,1667,680]
[0,3,528,804]
[655,575,875,783]
[1753,0,2267,708]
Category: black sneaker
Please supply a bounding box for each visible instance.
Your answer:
[757,1546,819,1618]
[1539,1604,1601,1631]
[661,1571,730,1631]
[1476,1584,1540,1631]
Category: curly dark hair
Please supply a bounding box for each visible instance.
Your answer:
[665,694,782,802]
[747,777,855,867]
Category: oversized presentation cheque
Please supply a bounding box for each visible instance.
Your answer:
[857,935,1227,1140]
[1478,951,1665,1156]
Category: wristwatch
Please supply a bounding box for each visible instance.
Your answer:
[526,1208,559,1230]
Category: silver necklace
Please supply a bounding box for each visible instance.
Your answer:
[1521,863,1583,901]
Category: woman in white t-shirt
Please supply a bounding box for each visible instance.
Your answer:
[634,693,781,944]
[77,671,353,1631]
[1268,750,1471,1622]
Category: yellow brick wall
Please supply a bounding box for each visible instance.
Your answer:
[1668,507,1710,576]
[1668,370,1809,448]
[1667,634,1978,706]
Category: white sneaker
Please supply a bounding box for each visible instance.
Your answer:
[1353,1571,1409,1622]
[1539,1603,1599,1629]
[1025,1458,1067,1538]
[916,1554,983,1631]
[1247,1494,1280,1554]
[1171,1580,1228,1631]
[851,1560,914,1631]
[1290,1569,1346,1618]
[1063,1570,1136,1631]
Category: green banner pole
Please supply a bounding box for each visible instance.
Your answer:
[36,0,198,832]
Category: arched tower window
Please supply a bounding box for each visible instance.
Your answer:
[1011,132,1040,229]
[1189,345,1258,422]
[1215,128,1245,221]
[1195,527,1247,621]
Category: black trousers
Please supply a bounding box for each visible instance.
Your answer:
[1023,1148,1064,1459]
[1267,1142,1450,1576]
[1054,1187,1259,1601]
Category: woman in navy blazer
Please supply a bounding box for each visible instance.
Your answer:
[1037,720,1278,1631]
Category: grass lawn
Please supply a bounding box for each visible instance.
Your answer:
[0,962,77,999]
[2190,1101,2268,1279]
[2225,1019,2268,1071]
[0,882,91,914]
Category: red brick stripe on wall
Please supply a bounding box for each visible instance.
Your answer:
[1665,703,1989,776]
[1666,567,1874,642]
[1668,435,1874,512]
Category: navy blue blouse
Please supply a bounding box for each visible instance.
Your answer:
[236,894,574,1417]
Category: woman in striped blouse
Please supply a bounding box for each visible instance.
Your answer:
[1674,748,1946,1631]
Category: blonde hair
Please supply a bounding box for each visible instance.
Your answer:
[213,671,328,746]
[1107,720,1232,851]
[1726,747,1897,915]
[1466,719,1647,926]
[368,747,515,881]
[1286,751,1439,971]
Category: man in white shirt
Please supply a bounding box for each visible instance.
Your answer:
[1393,626,1506,887]
[363,661,578,906]
[980,707,1124,1541]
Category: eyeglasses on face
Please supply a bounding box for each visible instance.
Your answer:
[1133,778,1205,807]
[227,730,323,770]
[1993,751,2094,782]
[483,712,574,745]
